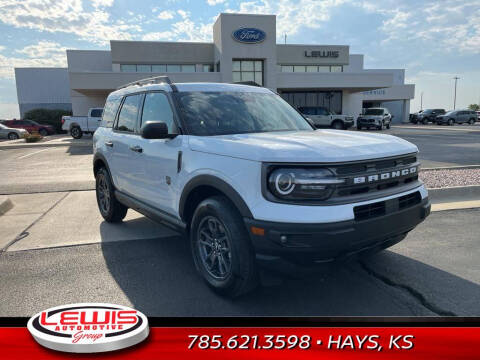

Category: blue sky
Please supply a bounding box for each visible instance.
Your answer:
[0,0,479,118]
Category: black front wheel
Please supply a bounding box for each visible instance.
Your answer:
[95,167,128,222]
[39,128,48,136]
[7,132,19,140]
[71,126,83,139]
[190,196,258,297]
[448,119,454,126]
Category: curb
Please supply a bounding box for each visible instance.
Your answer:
[428,185,480,204]
[422,165,480,171]
[0,196,13,215]
[0,141,91,150]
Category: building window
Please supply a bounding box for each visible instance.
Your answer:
[279,65,343,73]
[232,59,263,85]
[203,64,214,72]
[120,64,198,73]
[120,64,136,72]
[136,64,151,72]
[152,65,167,72]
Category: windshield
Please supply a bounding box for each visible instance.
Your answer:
[445,111,456,116]
[175,91,313,136]
[422,109,433,114]
[0,123,6,129]
[364,109,384,115]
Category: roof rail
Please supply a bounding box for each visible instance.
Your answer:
[117,75,175,90]
[233,81,262,87]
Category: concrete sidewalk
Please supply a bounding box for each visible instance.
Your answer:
[1,190,177,252]
[0,135,92,150]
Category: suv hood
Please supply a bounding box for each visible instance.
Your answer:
[188,130,418,163]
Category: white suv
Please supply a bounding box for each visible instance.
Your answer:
[93,76,430,297]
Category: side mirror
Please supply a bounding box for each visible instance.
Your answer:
[141,121,177,139]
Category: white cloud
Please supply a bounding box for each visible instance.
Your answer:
[91,0,114,8]
[177,10,190,19]
[225,0,347,39]
[0,0,140,45]
[142,31,175,41]
[158,10,174,20]
[0,41,67,79]
[207,0,226,5]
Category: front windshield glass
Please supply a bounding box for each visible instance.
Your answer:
[445,111,456,116]
[175,91,313,136]
[422,109,433,114]
[364,109,384,115]
[0,123,6,129]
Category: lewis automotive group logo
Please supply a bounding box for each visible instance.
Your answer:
[27,303,149,353]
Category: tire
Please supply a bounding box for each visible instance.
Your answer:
[357,126,362,130]
[386,123,391,129]
[448,119,454,126]
[95,167,128,223]
[469,118,475,125]
[71,126,83,139]
[377,122,384,130]
[331,120,344,130]
[190,196,258,297]
[7,132,19,140]
[422,118,428,125]
[39,128,48,137]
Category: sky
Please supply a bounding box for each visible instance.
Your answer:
[0,0,479,118]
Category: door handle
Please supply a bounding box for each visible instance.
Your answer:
[105,141,113,147]
[129,145,143,153]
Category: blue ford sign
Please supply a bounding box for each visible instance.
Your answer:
[232,28,266,43]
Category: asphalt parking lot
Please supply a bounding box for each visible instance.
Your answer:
[0,125,479,317]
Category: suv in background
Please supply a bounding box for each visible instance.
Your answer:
[2,119,55,136]
[93,76,429,297]
[410,109,445,124]
[298,106,354,130]
[357,108,392,130]
[436,110,477,125]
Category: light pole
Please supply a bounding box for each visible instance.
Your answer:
[453,76,460,109]
[420,92,423,111]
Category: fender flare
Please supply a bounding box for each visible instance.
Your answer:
[179,175,253,220]
[92,152,112,178]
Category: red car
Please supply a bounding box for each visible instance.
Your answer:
[2,119,55,136]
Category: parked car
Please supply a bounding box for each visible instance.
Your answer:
[410,109,445,124]
[0,123,28,140]
[298,106,354,129]
[436,110,477,125]
[93,76,430,297]
[2,119,55,136]
[476,110,480,120]
[357,108,392,130]
[62,108,103,139]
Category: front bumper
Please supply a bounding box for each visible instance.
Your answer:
[344,120,354,129]
[244,196,430,267]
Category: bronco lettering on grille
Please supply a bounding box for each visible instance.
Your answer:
[353,167,417,184]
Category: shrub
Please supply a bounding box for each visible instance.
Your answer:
[25,133,44,143]
[23,108,72,133]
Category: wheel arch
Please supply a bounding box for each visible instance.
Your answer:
[93,153,112,178]
[179,175,253,226]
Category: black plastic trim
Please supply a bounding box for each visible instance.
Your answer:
[115,190,186,232]
[179,175,253,220]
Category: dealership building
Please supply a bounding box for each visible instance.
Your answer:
[15,13,414,122]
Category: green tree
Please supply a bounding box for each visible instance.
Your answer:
[468,104,480,111]
[23,108,72,133]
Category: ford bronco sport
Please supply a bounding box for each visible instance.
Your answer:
[93,76,430,297]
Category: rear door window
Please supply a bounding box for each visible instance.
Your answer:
[116,95,141,133]
[140,92,175,132]
[102,98,121,128]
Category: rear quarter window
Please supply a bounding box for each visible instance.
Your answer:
[101,98,121,128]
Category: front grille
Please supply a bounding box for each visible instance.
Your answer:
[354,201,386,221]
[399,191,421,209]
[354,191,421,221]
[332,155,419,198]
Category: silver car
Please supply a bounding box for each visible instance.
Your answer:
[0,123,28,140]
[436,110,477,125]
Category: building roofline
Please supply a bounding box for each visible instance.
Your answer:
[110,40,214,46]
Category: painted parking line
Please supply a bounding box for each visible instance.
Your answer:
[394,125,480,132]
[16,148,51,160]
[432,200,480,212]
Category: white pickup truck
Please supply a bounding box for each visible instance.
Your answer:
[62,108,103,139]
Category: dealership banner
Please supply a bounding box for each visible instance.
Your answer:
[1,325,479,359]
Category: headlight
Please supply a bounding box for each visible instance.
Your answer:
[268,168,344,201]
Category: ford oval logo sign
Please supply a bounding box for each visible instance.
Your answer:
[232,28,266,43]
